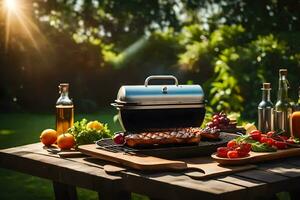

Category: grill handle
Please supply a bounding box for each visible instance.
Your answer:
[111,103,124,108]
[144,75,178,87]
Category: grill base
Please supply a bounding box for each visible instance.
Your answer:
[118,107,206,132]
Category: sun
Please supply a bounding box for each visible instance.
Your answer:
[4,0,18,12]
[2,0,48,51]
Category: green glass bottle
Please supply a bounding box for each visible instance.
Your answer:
[274,69,292,136]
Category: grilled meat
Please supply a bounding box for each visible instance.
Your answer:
[125,127,202,147]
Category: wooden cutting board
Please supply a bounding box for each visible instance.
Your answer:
[78,144,256,179]
[212,147,300,165]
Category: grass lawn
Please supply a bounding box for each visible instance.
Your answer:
[0,111,149,200]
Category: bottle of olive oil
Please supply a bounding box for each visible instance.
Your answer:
[274,69,292,136]
[258,83,273,133]
[56,83,74,136]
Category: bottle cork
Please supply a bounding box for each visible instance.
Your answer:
[262,83,271,90]
[279,69,287,75]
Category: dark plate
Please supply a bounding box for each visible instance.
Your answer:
[96,132,237,159]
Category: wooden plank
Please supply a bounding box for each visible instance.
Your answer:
[286,157,300,166]
[218,175,266,188]
[53,181,78,200]
[234,169,292,196]
[0,151,121,191]
[120,171,247,200]
[217,175,270,200]
[259,162,300,178]
[235,169,287,183]
[1,143,43,154]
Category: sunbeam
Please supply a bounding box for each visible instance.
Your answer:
[1,0,48,51]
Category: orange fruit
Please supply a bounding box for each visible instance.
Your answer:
[57,133,75,150]
[40,129,57,146]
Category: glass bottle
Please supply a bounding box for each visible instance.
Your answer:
[258,83,273,133]
[291,87,300,138]
[274,69,292,136]
[295,86,300,111]
[56,83,74,136]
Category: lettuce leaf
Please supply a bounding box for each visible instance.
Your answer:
[68,118,112,147]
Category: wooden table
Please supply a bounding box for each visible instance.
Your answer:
[1,143,300,200]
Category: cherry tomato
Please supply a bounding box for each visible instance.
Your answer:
[227,150,239,158]
[217,147,229,158]
[235,147,249,157]
[279,136,288,141]
[260,137,275,146]
[113,133,125,144]
[250,130,262,141]
[227,140,237,149]
[266,131,275,138]
[274,141,287,149]
[240,143,252,153]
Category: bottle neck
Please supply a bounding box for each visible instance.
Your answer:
[277,75,289,101]
[60,91,69,98]
[262,89,271,101]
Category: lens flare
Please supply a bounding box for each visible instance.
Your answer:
[1,0,48,51]
[4,0,18,12]
[4,0,18,11]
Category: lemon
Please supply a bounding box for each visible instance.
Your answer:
[87,121,104,131]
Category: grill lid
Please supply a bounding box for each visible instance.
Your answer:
[115,75,205,106]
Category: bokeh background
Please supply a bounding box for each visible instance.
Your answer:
[0,0,299,199]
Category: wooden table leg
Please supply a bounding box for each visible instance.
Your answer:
[290,190,300,200]
[53,181,78,200]
[98,190,131,200]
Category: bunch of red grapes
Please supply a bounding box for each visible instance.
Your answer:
[206,112,230,130]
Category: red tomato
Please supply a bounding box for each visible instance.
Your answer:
[250,130,262,141]
[274,141,287,149]
[217,147,229,158]
[266,131,275,138]
[260,137,275,146]
[227,150,239,158]
[279,136,288,141]
[227,140,237,149]
[240,143,252,153]
[236,147,248,157]
[235,143,251,157]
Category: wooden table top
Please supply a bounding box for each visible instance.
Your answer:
[1,143,300,200]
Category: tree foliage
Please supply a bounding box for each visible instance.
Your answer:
[32,0,300,118]
[1,0,300,118]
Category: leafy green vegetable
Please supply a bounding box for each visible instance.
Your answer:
[292,138,300,144]
[234,134,276,152]
[250,142,277,152]
[68,118,112,147]
[234,134,256,144]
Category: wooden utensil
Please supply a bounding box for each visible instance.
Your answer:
[78,144,255,179]
[212,147,300,165]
